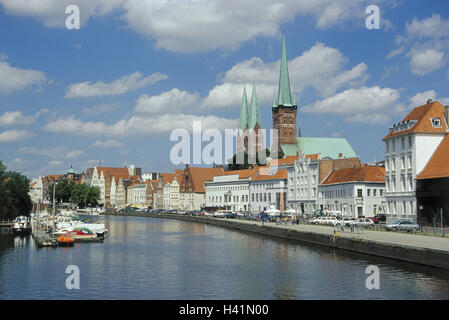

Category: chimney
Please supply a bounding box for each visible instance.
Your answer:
[338,153,343,159]
[427,98,433,104]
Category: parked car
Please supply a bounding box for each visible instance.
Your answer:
[371,214,387,224]
[204,211,215,217]
[353,218,374,228]
[326,217,339,226]
[386,220,419,232]
[336,217,356,228]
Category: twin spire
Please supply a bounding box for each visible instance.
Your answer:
[238,31,296,133]
[239,83,262,133]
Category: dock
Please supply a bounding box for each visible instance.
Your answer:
[31,221,103,247]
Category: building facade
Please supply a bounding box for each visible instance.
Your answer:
[383,100,448,223]
[318,165,386,218]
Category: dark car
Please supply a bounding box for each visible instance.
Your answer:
[371,213,387,224]
[250,212,269,222]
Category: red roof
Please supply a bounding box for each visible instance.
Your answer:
[383,101,447,140]
[416,133,449,180]
[321,166,385,185]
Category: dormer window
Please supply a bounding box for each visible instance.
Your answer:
[431,118,442,128]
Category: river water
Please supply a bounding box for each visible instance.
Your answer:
[0,215,448,299]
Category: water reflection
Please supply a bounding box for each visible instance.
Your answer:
[0,216,448,299]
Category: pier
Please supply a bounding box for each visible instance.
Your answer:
[0,220,13,233]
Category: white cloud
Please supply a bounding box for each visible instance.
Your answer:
[0,0,124,28]
[0,0,372,53]
[410,90,449,107]
[302,86,402,124]
[134,89,201,114]
[93,139,123,148]
[48,160,63,168]
[0,129,33,142]
[409,49,445,75]
[65,71,168,98]
[43,114,238,136]
[390,14,449,75]
[406,14,449,39]
[0,61,47,94]
[203,43,368,108]
[0,109,48,126]
[65,150,84,159]
[0,111,34,126]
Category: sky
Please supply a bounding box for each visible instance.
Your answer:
[1,0,449,178]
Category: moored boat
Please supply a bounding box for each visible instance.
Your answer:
[12,216,32,235]
[56,235,75,247]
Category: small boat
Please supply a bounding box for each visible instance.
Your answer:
[12,216,32,235]
[56,235,75,247]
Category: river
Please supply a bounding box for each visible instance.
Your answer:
[0,215,448,299]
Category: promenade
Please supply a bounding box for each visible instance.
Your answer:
[234,219,449,253]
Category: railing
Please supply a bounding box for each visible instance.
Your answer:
[421,227,448,237]
[0,220,14,226]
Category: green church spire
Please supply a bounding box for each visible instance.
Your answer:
[249,83,262,131]
[238,85,249,133]
[277,32,294,106]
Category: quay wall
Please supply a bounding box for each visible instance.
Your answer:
[106,213,449,270]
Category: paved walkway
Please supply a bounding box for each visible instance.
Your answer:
[231,219,449,252]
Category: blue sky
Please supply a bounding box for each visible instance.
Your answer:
[1,0,449,178]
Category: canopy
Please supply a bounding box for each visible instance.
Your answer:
[284,208,296,214]
[266,207,281,217]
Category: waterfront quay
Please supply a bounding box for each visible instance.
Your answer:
[107,212,449,270]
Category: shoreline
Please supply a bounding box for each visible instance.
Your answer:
[104,212,449,270]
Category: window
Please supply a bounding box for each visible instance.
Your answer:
[373,189,377,197]
[357,189,362,198]
[431,118,442,128]
[367,189,371,196]
[386,141,389,153]
[401,137,405,149]
[408,136,412,148]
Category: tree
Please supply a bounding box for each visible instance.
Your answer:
[71,183,100,208]
[48,179,75,203]
[228,148,272,170]
[0,161,32,219]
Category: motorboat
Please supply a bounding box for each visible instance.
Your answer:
[56,234,75,247]
[12,216,31,235]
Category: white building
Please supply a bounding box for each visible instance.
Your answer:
[383,100,448,223]
[286,154,320,214]
[318,165,386,218]
[286,153,361,215]
[249,169,288,212]
[205,169,252,211]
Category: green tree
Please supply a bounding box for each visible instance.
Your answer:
[0,161,32,219]
[71,183,100,208]
[48,179,75,203]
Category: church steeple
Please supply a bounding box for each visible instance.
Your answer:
[277,32,294,107]
[238,85,249,133]
[249,83,262,131]
[272,32,298,147]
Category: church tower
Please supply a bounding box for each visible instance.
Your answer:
[237,83,264,155]
[272,33,298,147]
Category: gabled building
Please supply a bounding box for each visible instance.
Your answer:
[383,100,448,223]
[318,165,386,218]
[179,165,225,210]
